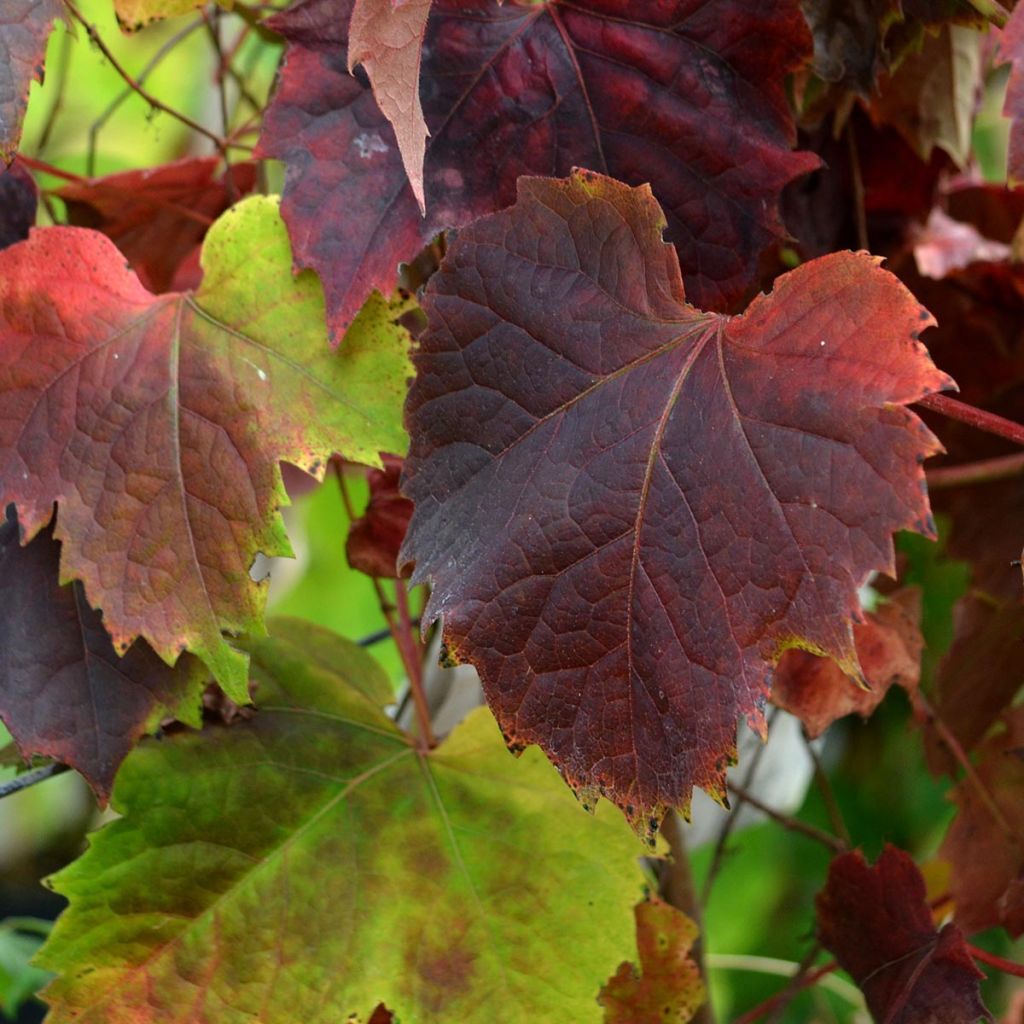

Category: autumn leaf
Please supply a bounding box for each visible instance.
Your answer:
[0,0,63,164]
[37,622,649,1024]
[259,0,819,338]
[772,588,923,739]
[113,0,231,32]
[58,159,257,293]
[0,507,207,802]
[0,195,412,699]
[817,845,991,1024]
[346,454,413,578]
[399,170,951,832]
[0,160,35,249]
[599,898,706,1024]
[1000,3,1024,186]
[348,0,432,214]
[941,707,1024,938]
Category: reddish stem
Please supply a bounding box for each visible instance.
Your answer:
[918,394,1024,448]
[733,961,840,1024]
[968,944,1024,978]
[926,452,1024,489]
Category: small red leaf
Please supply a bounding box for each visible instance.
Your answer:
[400,170,951,829]
[817,845,991,1024]
[772,588,922,739]
[346,454,413,579]
[0,508,206,801]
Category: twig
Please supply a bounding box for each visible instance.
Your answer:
[660,813,715,1024]
[726,782,848,853]
[918,394,1024,448]
[763,942,826,1024]
[34,30,71,155]
[729,959,848,1024]
[64,0,228,156]
[926,452,1024,489]
[968,944,1024,978]
[804,735,852,848]
[847,119,869,252]
[0,763,70,800]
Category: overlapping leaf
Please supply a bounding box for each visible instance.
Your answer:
[816,845,990,1023]
[1001,3,1024,186]
[346,454,413,578]
[0,161,35,249]
[38,622,649,1023]
[0,508,206,800]
[259,0,819,338]
[400,170,951,831]
[0,196,412,698]
[113,0,230,32]
[0,0,62,164]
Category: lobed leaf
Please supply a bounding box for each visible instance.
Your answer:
[38,622,649,1023]
[0,195,412,697]
[258,0,819,338]
[400,170,951,832]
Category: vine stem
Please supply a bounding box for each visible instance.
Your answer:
[334,463,435,750]
[727,782,848,853]
[731,960,842,1024]
[926,452,1024,489]
[918,394,1024,448]
[63,0,230,156]
[0,763,69,800]
[968,945,1024,978]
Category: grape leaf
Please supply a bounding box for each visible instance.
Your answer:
[772,588,922,739]
[37,621,649,1023]
[347,454,413,578]
[399,170,951,832]
[58,159,257,293]
[599,898,705,1024]
[0,507,207,801]
[0,195,412,699]
[0,0,62,164]
[940,707,1024,938]
[259,0,819,338]
[113,0,230,32]
[348,0,432,214]
[816,845,991,1024]
[0,160,35,249]
[1001,3,1024,187]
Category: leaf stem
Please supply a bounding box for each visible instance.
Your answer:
[968,944,1024,978]
[804,734,852,848]
[728,959,848,1024]
[926,452,1024,489]
[0,763,70,800]
[726,782,848,853]
[918,394,1024,448]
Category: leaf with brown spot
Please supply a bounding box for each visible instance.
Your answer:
[0,507,206,802]
[259,0,819,338]
[0,0,63,164]
[772,588,923,738]
[400,170,951,832]
[599,898,706,1024]
[37,623,651,1023]
[816,845,991,1024]
[941,707,1024,938]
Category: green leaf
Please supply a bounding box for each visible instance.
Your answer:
[0,918,52,1019]
[38,621,649,1023]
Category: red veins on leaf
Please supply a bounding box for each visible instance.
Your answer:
[772,588,923,739]
[817,845,991,1024]
[259,0,818,338]
[347,454,413,579]
[57,159,257,294]
[399,170,951,831]
[0,509,205,801]
[0,0,62,164]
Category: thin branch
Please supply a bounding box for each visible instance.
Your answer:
[730,960,846,1024]
[926,452,1024,489]
[763,942,826,1024]
[726,782,848,853]
[0,763,70,800]
[34,29,71,154]
[64,0,228,156]
[846,118,869,252]
[804,735,852,848]
[968,944,1024,978]
[918,394,1024,448]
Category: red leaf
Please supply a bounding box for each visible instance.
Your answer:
[816,845,991,1024]
[400,170,951,830]
[941,707,1024,938]
[346,454,413,578]
[58,159,257,294]
[772,588,923,739]
[1001,3,1024,186]
[347,0,431,213]
[0,159,36,249]
[259,0,818,338]
[0,0,62,164]
[599,898,706,1024]
[0,508,206,801]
